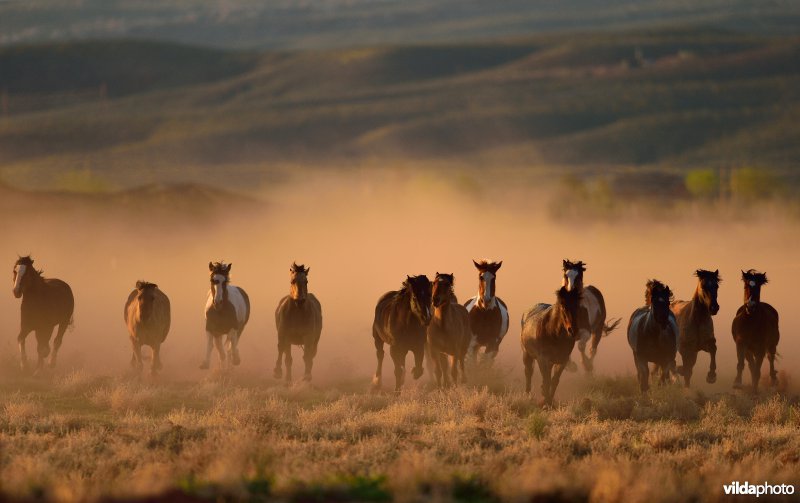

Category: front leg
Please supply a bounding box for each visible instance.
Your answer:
[229,330,241,366]
[284,345,293,384]
[767,349,778,387]
[390,346,406,393]
[302,342,317,382]
[131,339,144,372]
[17,328,32,371]
[706,340,717,384]
[213,334,226,369]
[151,343,163,374]
[411,345,424,380]
[733,343,745,389]
[199,331,214,369]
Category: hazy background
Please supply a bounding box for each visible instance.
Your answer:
[1,0,799,394]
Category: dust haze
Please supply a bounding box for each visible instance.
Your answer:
[2,169,798,395]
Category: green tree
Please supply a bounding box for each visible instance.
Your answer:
[685,168,719,199]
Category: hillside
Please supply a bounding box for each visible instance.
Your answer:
[0,30,798,190]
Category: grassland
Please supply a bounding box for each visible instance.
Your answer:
[0,366,798,503]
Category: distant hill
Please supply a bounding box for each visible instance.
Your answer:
[0,30,798,190]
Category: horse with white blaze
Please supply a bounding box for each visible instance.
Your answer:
[464,260,509,363]
[200,261,250,370]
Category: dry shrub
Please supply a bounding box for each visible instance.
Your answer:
[751,395,791,424]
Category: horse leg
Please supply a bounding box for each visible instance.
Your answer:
[679,350,696,388]
[151,343,162,374]
[34,328,52,374]
[130,339,144,372]
[634,355,649,394]
[483,339,500,364]
[467,335,479,366]
[523,352,534,394]
[767,348,778,387]
[550,363,567,402]
[748,353,763,394]
[273,336,284,379]
[302,342,317,382]
[439,352,451,388]
[17,328,32,371]
[372,334,384,390]
[411,344,424,381]
[49,322,68,368]
[577,338,591,373]
[199,331,214,369]
[459,355,467,384]
[284,345,293,384]
[733,343,745,389]
[540,361,554,406]
[213,334,226,369]
[432,350,443,388]
[706,340,717,384]
[449,355,459,387]
[229,329,242,366]
[390,346,406,393]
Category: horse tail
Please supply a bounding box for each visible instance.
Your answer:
[603,317,622,337]
[68,316,76,332]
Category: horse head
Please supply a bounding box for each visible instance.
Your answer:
[405,275,432,325]
[290,262,310,306]
[741,269,768,314]
[646,279,674,327]
[473,259,502,306]
[208,261,232,310]
[695,269,721,315]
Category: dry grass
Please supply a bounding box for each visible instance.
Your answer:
[0,371,798,502]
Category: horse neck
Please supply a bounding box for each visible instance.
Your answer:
[545,302,566,335]
[22,272,45,296]
[691,284,710,316]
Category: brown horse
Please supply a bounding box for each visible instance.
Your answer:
[464,260,509,363]
[372,275,432,392]
[732,270,780,393]
[124,281,170,375]
[12,256,74,373]
[627,280,679,394]
[671,269,720,387]
[274,262,322,383]
[520,286,582,406]
[562,259,621,373]
[427,273,471,388]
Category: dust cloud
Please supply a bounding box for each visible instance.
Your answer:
[1,169,798,395]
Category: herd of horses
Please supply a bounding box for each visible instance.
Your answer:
[11,256,780,404]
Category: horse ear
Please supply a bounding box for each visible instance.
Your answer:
[208,262,214,272]
[306,267,310,275]
[741,269,746,279]
[472,260,480,270]
[495,261,502,270]
[136,281,144,290]
[562,259,568,269]
[226,263,232,272]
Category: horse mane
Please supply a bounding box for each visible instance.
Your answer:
[473,259,502,272]
[562,259,586,272]
[694,269,721,283]
[645,279,673,305]
[209,261,230,277]
[136,281,158,290]
[435,273,456,297]
[742,269,768,285]
[291,262,309,274]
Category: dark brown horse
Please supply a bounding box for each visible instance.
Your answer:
[627,280,679,394]
[201,262,250,370]
[671,269,720,387]
[464,260,509,363]
[520,286,582,406]
[427,273,470,388]
[274,262,323,383]
[562,259,620,373]
[12,256,74,373]
[372,275,432,392]
[124,281,170,375]
[732,270,780,393]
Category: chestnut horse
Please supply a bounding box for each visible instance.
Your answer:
[520,286,582,406]
[274,262,323,383]
[12,256,74,373]
[427,273,470,388]
[732,270,780,393]
[562,259,620,373]
[671,269,720,387]
[464,260,509,363]
[201,262,250,370]
[372,275,432,392]
[627,280,679,394]
[124,281,170,375]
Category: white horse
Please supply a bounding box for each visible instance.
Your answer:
[200,261,250,370]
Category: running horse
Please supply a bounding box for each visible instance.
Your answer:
[731,270,780,393]
[562,259,620,372]
[520,286,582,406]
[627,280,679,394]
[427,273,471,388]
[200,261,250,370]
[124,281,170,375]
[671,269,720,387]
[372,275,432,392]
[12,256,74,373]
[464,260,509,363]
[274,262,323,383]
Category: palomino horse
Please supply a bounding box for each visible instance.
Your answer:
[671,269,720,387]
[520,286,582,406]
[627,280,679,394]
[562,259,620,373]
[464,260,509,362]
[372,275,432,392]
[124,281,171,375]
[732,270,780,393]
[200,262,250,370]
[427,273,471,388]
[12,256,74,373]
[274,262,323,383]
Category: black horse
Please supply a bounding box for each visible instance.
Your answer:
[372,275,432,392]
[12,256,74,373]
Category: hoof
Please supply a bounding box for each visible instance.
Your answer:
[412,367,424,380]
[706,372,717,384]
[232,354,241,366]
[302,374,312,382]
[199,361,210,370]
[273,368,283,379]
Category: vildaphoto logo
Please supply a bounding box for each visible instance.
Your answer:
[723,481,795,497]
